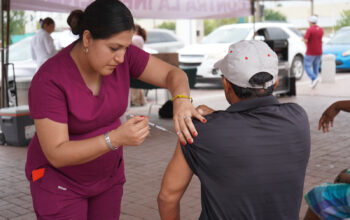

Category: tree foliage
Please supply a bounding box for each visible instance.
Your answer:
[156,21,176,31]
[335,9,350,30]
[264,9,286,21]
[204,18,241,36]
[1,10,26,44]
[9,11,26,35]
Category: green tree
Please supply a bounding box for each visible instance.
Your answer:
[335,9,350,30]
[264,9,286,21]
[1,10,26,44]
[156,21,176,31]
[9,11,26,35]
[204,18,241,36]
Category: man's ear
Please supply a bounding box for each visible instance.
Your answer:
[273,78,279,89]
[222,77,240,104]
[82,30,92,48]
[222,77,232,93]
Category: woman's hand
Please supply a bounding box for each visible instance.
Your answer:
[110,116,150,146]
[196,105,215,116]
[173,99,206,145]
[318,103,340,133]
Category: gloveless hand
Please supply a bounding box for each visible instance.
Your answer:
[110,116,150,146]
[172,98,206,145]
[318,103,340,133]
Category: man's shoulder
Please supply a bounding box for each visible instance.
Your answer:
[280,102,307,115]
[280,101,305,110]
[193,102,308,130]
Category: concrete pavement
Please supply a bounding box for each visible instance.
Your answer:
[1,72,350,219]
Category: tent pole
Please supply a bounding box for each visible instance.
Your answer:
[5,0,9,65]
[1,0,5,108]
[311,0,314,15]
[251,0,256,33]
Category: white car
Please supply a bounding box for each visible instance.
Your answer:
[2,31,77,106]
[6,30,78,82]
[178,22,306,81]
[144,29,184,53]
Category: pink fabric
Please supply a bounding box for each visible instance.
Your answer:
[26,42,149,185]
[11,0,251,19]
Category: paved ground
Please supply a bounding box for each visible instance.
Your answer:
[1,72,350,219]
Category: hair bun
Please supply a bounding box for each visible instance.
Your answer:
[67,10,84,35]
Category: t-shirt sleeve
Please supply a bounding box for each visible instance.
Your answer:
[304,29,311,40]
[28,74,68,123]
[181,144,199,175]
[180,120,206,176]
[126,44,150,78]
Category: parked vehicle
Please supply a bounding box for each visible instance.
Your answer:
[0,31,77,106]
[178,22,306,81]
[6,30,78,82]
[144,29,184,53]
[323,26,350,71]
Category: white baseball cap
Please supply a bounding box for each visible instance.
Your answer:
[308,15,318,24]
[214,40,278,89]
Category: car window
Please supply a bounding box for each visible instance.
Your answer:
[288,27,303,38]
[256,29,268,39]
[266,27,289,40]
[147,31,177,44]
[328,31,350,44]
[201,27,250,44]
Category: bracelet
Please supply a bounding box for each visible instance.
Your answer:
[171,95,193,103]
[104,132,119,151]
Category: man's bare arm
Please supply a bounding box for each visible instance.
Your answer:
[158,141,194,220]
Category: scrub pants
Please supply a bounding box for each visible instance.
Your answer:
[304,55,322,81]
[30,166,124,220]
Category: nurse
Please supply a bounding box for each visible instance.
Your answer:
[30,17,57,68]
[26,0,205,219]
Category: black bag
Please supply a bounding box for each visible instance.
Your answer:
[159,100,173,118]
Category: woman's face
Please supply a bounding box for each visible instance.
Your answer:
[84,30,133,76]
[44,23,55,34]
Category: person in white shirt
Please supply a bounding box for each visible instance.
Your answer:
[31,17,57,69]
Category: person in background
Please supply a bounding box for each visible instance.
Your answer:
[130,24,147,106]
[26,0,205,219]
[304,100,350,220]
[304,15,324,89]
[30,17,57,69]
[158,40,310,219]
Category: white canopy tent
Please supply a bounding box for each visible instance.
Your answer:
[10,0,252,19]
[0,0,312,107]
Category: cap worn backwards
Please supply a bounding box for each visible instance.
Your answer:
[214,40,278,89]
[308,15,318,24]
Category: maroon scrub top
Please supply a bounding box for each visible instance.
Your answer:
[25,42,150,188]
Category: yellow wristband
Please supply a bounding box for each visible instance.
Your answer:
[171,95,193,102]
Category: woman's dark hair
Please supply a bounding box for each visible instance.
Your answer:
[67,0,135,40]
[229,72,275,98]
[135,24,147,42]
[40,17,54,28]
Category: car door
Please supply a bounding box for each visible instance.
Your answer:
[256,27,291,94]
[146,31,183,53]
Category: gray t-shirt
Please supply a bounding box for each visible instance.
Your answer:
[182,96,310,220]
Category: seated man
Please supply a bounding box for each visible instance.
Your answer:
[304,100,350,220]
[158,40,311,220]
